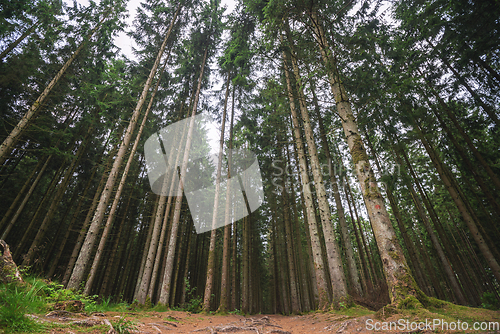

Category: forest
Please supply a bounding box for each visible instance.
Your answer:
[0,0,500,321]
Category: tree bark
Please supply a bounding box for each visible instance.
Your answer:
[414,121,500,283]
[216,76,234,313]
[284,28,348,302]
[158,45,208,305]
[22,127,90,266]
[67,4,180,291]
[282,44,329,308]
[203,72,231,312]
[308,10,418,305]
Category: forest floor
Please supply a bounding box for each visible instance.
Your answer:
[23,304,500,334]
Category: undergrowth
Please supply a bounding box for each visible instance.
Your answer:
[0,280,46,332]
[111,318,137,334]
[0,275,128,332]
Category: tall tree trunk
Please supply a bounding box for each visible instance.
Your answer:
[67,4,180,291]
[158,45,208,305]
[62,141,117,287]
[0,20,41,60]
[309,72,362,296]
[0,10,112,165]
[419,73,500,191]
[217,77,234,313]
[90,52,171,300]
[22,127,90,266]
[282,45,329,308]
[363,134,429,296]
[203,72,231,312]
[283,29,348,302]
[0,157,41,234]
[424,39,500,128]
[1,156,51,240]
[392,145,466,304]
[421,97,500,217]
[280,158,300,313]
[132,197,158,297]
[46,159,100,279]
[308,11,418,305]
[413,121,500,283]
[231,211,237,310]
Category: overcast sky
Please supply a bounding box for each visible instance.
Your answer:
[73,0,237,59]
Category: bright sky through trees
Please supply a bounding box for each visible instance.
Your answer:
[72,0,237,59]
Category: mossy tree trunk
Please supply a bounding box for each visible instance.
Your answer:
[308,10,420,306]
[0,240,23,284]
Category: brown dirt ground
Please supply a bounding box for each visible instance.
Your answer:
[31,307,500,334]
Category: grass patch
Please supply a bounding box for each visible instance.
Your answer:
[0,281,47,332]
[111,318,137,334]
[332,304,374,317]
[150,303,169,312]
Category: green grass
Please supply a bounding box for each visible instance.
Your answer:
[0,280,47,332]
[0,276,132,332]
[110,318,137,334]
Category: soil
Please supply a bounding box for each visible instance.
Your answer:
[28,307,500,334]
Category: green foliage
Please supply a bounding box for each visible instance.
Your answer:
[25,277,128,313]
[0,281,46,332]
[481,292,500,311]
[150,303,169,312]
[183,278,202,313]
[111,318,137,334]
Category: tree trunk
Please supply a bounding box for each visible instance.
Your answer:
[47,159,100,279]
[203,72,231,312]
[67,4,180,291]
[309,72,362,296]
[1,156,51,240]
[414,122,500,283]
[392,145,466,304]
[282,45,329,308]
[22,127,90,266]
[0,11,111,165]
[0,20,41,60]
[308,11,418,305]
[217,76,234,313]
[419,72,500,191]
[158,45,208,305]
[284,29,348,302]
[280,163,300,313]
[62,141,117,287]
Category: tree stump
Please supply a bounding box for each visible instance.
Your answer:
[0,239,24,284]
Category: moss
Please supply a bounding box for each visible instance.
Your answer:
[388,251,401,262]
[330,295,354,311]
[328,304,374,318]
[363,179,382,200]
[144,296,152,309]
[351,137,368,165]
[398,295,422,309]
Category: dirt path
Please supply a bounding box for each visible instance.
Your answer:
[32,307,500,333]
[37,310,373,334]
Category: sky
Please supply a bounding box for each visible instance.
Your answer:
[73,0,237,60]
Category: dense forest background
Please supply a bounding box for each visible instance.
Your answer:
[1,0,499,314]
